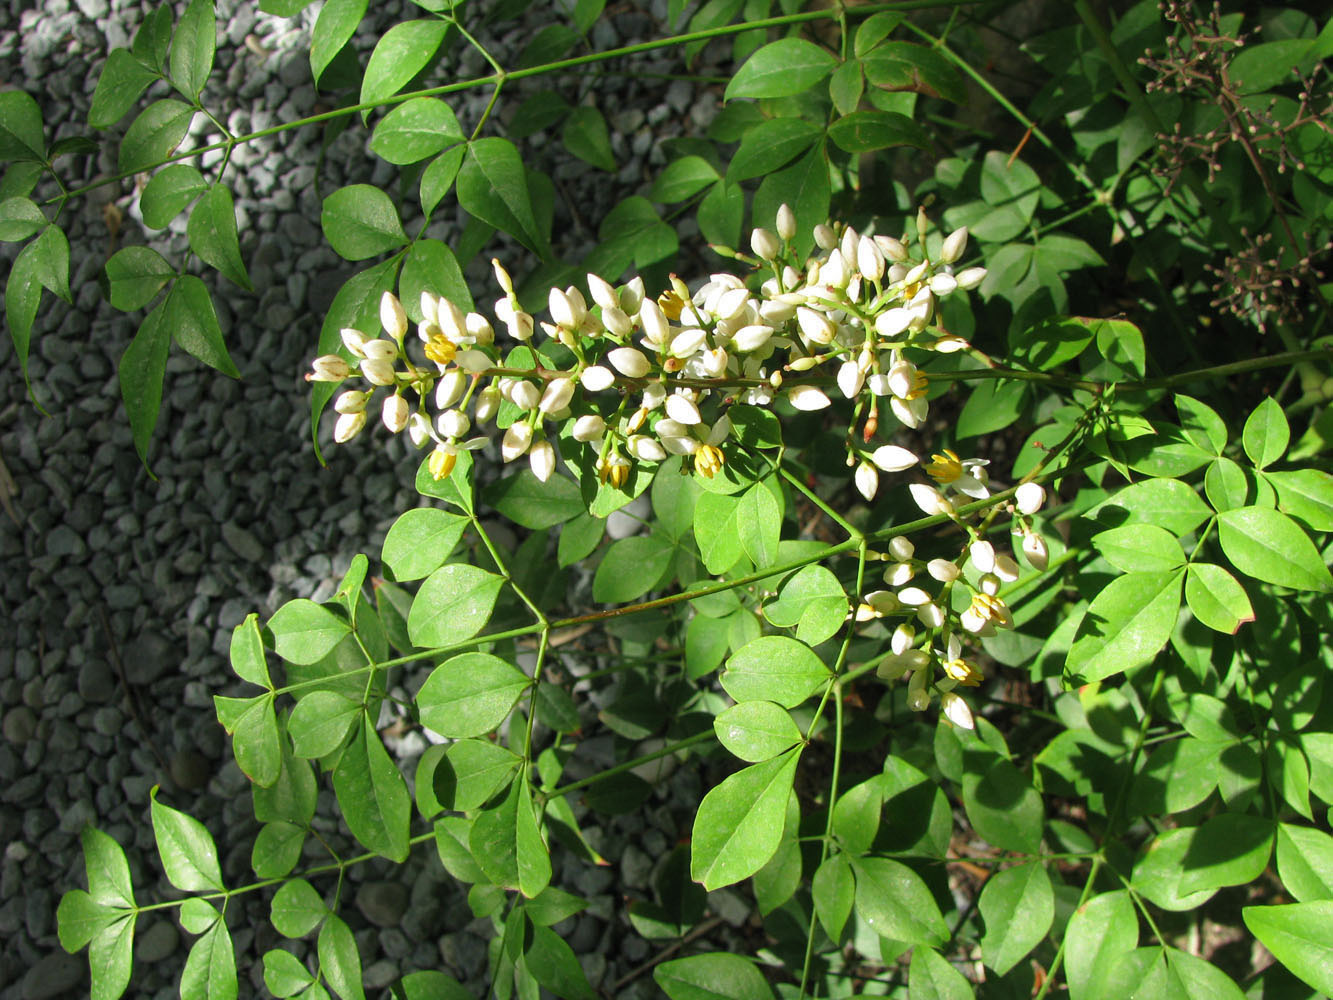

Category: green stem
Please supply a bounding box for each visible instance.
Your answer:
[545,729,714,798]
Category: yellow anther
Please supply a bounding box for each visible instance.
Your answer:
[926,449,962,484]
[694,444,725,479]
[428,448,457,481]
[657,288,686,321]
[424,334,456,366]
[943,657,983,687]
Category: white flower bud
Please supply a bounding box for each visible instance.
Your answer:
[380,292,408,340]
[455,349,491,373]
[750,227,780,261]
[549,287,577,329]
[837,361,864,399]
[587,273,618,312]
[580,365,615,392]
[955,266,987,290]
[435,369,467,410]
[602,306,633,338]
[340,329,368,358]
[438,297,467,343]
[334,390,368,414]
[700,347,728,377]
[941,691,975,730]
[909,483,952,516]
[970,540,996,574]
[796,306,836,346]
[993,554,1021,582]
[813,223,837,250]
[361,339,399,361]
[891,624,915,656]
[474,386,500,424]
[665,393,702,425]
[927,558,960,582]
[871,445,918,472]
[940,226,968,264]
[1021,531,1049,570]
[510,380,540,410]
[466,312,494,346]
[884,561,914,587]
[491,258,514,295]
[731,324,775,352]
[495,299,534,341]
[916,602,945,628]
[776,203,796,241]
[627,435,667,462]
[501,421,533,462]
[437,409,470,439]
[539,377,575,415]
[529,440,555,482]
[820,250,850,289]
[639,300,669,346]
[929,272,958,296]
[572,414,605,442]
[334,410,366,443]
[407,412,430,448]
[360,358,396,386]
[889,536,914,561]
[381,394,409,433]
[787,385,830,411]
[620,276,645,315]
[641,383,667,410]
[877,235,909,262]
[608,347,651,378]
[855,462,879,501]
[1015,482,1046,515]
[857,235,885,282]
[715,287,751,321]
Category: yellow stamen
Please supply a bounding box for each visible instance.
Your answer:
[906,371,929,400]
[428,448,456,481]
[657,289,686,321]
[969,593,1009,623]
[694,444,725,478]
[926,449,962,484]
[424,334,456,366]
[943,657,982,687]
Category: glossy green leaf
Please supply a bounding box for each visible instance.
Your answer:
[1130,735,1223,815]
[269,599,350,665]
[812,854,854,942]
[28,222,70,302]
[81,825,135,909]
[0,196,44,242]
[727,117,822,183]
[691,748,800,890]
[1218,506,1332,592]
[1065,890,1138,1000]
[310,0,366,85]
[1174,395,1227,454]
[407,564,503,648]
[0,88,44,161]
[852,856,949,947]
[187,184,250,289]
[762,564,846,645]
[561,106,615,172]
[370,97,462,165]
[515,777,551,899]
[1243,902,1333,996]
[650,155,719,203]
[321,184,408,261]
[1242,397,1290,469]
[119,98,194,173]
[524,925,595,999]
[979,862,1054,975]
[860,40,966,103]
[722,635,830,708]
[180,920,236,1000]
[416,651,529,739]
[1205,457,1248,512]
[317,914,365,1000]
[1091,524,1185,573]
[419,145,466,217]
[831,777,882,857]
[167,274,238,376]
[5,239,43,402]
[1276,823,1333,902]
[250,821,304,879]
[253,738,317,827]
[288,690,360,759]
[263,949,314,998]
[414,447,473,513]
[56,891,118,954]
[1178,813,1274,894]
[583,194,678,278]
[228,613,269,689]
[169,0,215,99]
[457,137,546,256]
[139,163,206,229]
[131,5,172,70]
[909,947,974,1000]
[360,19,448,110]
[737,481,781,569]
[697,178,743,249]
[654,952,775,1000]
[828,57,864,115]
[827,109,929,152]
[436,739,520,811]
[714,702,802,762]
[1184,563,1254,633]
[962,754,1044,853]
[593,533,674,604]
[398,971,471,1000]
[1065,570,1183,682]
[105,246,173,311]
[484,467,581,529]
[557,512,605,567]
[726,38,836,99]
[118,301,171,466]
[150,787,223,892]
[333,715,411,862]
[226,693,280,787]
[270,878,326,939]
[382,508,467,582]
[1268,469,1333,532]
[88,913,135,1000]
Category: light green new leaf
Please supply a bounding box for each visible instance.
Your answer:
[832,777,883,856]
[1184,563,1254,634]
[416,652,529,739]
[381,508,467,582]
[1218,506,1332,592]
[852,857,949,947]
[1091,525,1185,573]
[763,564,846,646]
[1065,570,1183,682]
[310,0,366,86]
[738,481,781,569]
[228,613,269,689]
[360,19,449,112]
[263,949,314,998]
[56,891,118,953]
[593,533,675,604]
[714,702,802,762]
[1276,824,1333,902]
[118,300,170,466]
[119,98,194,173]
[979,862,1054,975]
[250,821,305,879]
[1242,396,1289,469]
[650,155,719,203]
[725,38,836,100]
[0,89,45,161]
[909,947,974,1000]
[0,196,45,242]
[166,275,239,376]
[271,878,327,939]
[654,952,775,1000]
[89,912,135,1000]
[269,599,350,665]
[1165,949,1246,1000]
[1243,902,1333,996]
[317,915,365,1000]
[691,748,800,890]
[81,825,135,909]
[457,137,546,256]
[1267,469,1333,532]
[227,693,280,787]
[370,97,462,165]
[180,921,236,1000]
[1065,890,1138,1000]
[288,690,361,759]
[187,184,251,289]
[105,246,173,311]
[90,48,160,127]
[150,787,223,892]
[1179,813,1274,894]
[321,184,408,261]
[561,106,615,172]
[722,635,831,708]
[333,715,411,862]
[169,0,215,99]
[1174,394,1227,454]
[407,564,503,648]
[140,163,207,229]
[812,854,854,942]
[693,491,743,574]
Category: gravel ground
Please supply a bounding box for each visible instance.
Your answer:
[0,1,733,996]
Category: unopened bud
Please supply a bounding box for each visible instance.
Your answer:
[334,410,366,443]
[334,390,368,414]
[750,227,780,261]
[572,414,605,442]
[608,347,651,378]
[381,394,409,433]
[360,358,396,386]
[529,440,556,482]
[309,354,351,381]
[940,226,968,264]
[539,377,575,415]
[776,204,796,242]
[380,291,408,340]
[340,329,368,358]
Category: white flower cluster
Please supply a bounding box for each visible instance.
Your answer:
[307,206,1053,731]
